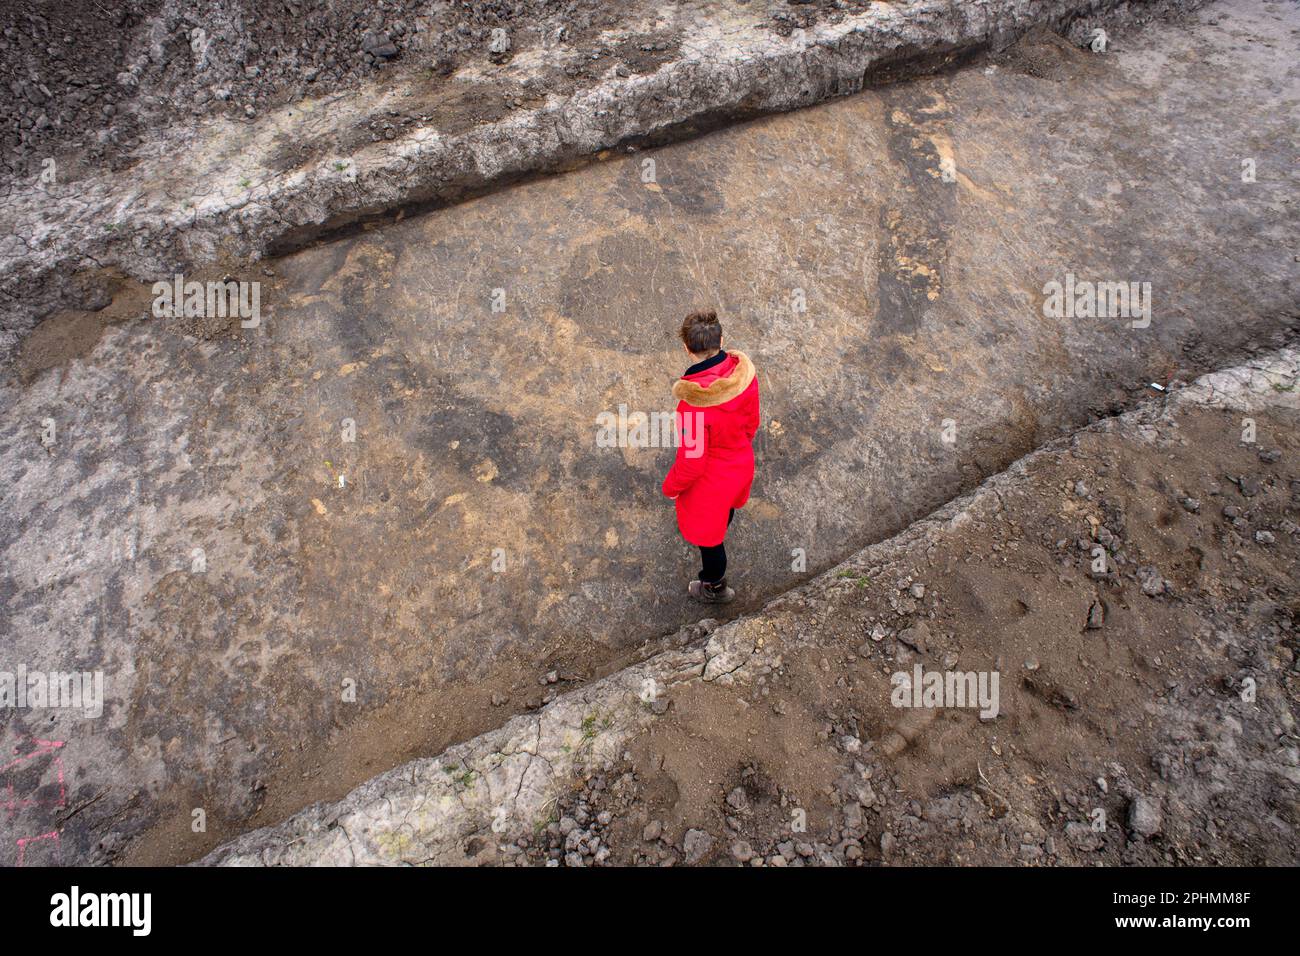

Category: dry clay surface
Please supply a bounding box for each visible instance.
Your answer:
[204,349,1300,866]
[1,0,1200,348]
[1,0,1297,865]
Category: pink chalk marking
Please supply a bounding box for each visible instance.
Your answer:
[2,738,66,816]
[15,829,59,867]
[2,738,66,867]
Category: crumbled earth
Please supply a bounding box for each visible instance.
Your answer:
[1,0,909,175]
[516,397,1299,866]
[0,0,637,172]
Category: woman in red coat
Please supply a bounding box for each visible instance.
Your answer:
[662,311,760,604]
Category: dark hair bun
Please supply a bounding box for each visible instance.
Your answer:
[680,310,722,353]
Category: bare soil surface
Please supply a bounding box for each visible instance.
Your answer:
[0,0,1201,353]
[518,398,1300,866]
[0,0,1296,867]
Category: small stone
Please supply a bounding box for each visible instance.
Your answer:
[1255,530,1276,545]
[1137,566,1167,597]
[682,828,714,864]
[1064,821,1104,852]
[1086,600,1105,630]
[642,820,663,842]
[897,621,930,654]
[1127,796,1163,839]
[731,840,754,863]
[361,30,398,58]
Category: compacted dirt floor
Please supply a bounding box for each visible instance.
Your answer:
[0,0,1296,865]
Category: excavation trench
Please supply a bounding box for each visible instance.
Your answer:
[264,41,996,260]
[0,0,1297,865]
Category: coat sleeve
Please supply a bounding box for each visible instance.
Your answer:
[662,403,708,498]
[743,379,761,441]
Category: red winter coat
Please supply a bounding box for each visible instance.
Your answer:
[661,350,760,547]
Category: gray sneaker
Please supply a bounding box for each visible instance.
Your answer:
[688,577,735,604]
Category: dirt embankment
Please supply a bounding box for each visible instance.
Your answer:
[1,0,1205,354]
[526,397,1300,866]
[3,0,1180,173]
[1,0,642,172]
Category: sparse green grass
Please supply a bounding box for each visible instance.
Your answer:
[533,800,560,836]
[568,711,611,751]
[441,763,476,787]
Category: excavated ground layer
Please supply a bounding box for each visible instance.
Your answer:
[0,0,1204,353]
[0,0,1296,865]
[202,349,1300,866]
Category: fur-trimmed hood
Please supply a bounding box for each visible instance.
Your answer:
[672,351,756,408]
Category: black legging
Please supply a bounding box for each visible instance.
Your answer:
[698,509,736,584]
